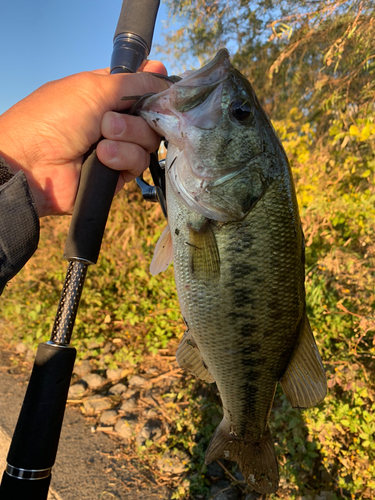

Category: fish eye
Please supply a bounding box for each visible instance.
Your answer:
[230,100,252,121]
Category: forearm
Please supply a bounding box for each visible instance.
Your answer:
[0,158,39,294]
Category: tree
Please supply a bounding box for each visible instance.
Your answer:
[163,1,375,124]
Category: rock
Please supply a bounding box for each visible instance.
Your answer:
[119,398,137,412]
[315,493,335,500]
[87,340,101,350]
[210,481,239,500]
[106,368,124,381]
[108,383,127,395]
[103,343,115,354]
[74,360,92,377]
[210,480,230,495]
[82,373,105,389]
[206,461,225,480]
[136,419,163,446]
[244,493,261,500]
[115,417,137,440]
[233,470,244,482]
[146,409,159,418]
[15,343,27,354]
[141,395,156,406]
[156,450,189,475]
[26,349,35,360]
[128,375,148,388]
[215,488,239,500]
[146,367,158,375]
[83,395,112,414]
[162,394,176,404]
[100,410,118,424]
[123,389,137,399]
[68,383,86,398]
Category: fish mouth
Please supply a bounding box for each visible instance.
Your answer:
[177,48,231,88]
[139,49,232,136]
[170,48,231,113]
[139,49,259,222]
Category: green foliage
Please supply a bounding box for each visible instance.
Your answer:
[3,3,375,496]
[269,101,375,497]
[3,135,374,498]
[1,181,183,366]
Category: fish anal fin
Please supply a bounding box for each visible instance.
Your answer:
[150,224,173,275]
[188,220,220,280]
[280,314,327,408]
[176,331,215,383]
[205,419,279,494]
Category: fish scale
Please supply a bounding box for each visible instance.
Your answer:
[168,173,304,435]
[137,48,327,494]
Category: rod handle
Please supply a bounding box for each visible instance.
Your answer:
[5,343,76,472]
[64,0,161,263]
[63,151,118,264]
[0,472,51,500]
[114,0,160,50]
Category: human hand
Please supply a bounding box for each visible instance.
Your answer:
[0,60,168,217]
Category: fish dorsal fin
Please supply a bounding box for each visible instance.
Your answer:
[188,220,220,280]
[280,314,327,408]
[150,224,173,275]
[176,330,215,383]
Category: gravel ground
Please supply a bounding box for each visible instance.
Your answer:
[0,341,264,500]
[0,345,169,500]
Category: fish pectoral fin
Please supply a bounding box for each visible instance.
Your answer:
[150,224,173,275]
[205,419,279,494]
[176,331,215,383]
[280,314,327,408]
[188,220,220,280]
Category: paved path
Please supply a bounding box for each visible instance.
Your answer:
[0,351,168,500]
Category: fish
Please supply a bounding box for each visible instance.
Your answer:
[136,49,327,494]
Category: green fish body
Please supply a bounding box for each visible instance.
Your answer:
[138,49,327,494]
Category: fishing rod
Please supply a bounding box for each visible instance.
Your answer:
[0,1,160,498]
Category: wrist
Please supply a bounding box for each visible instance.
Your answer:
[0,156,14,186]
[0,147,46,217]
[0,121,44,216]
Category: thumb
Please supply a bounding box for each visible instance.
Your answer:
[91,60,168,76]
[138,59,168,75]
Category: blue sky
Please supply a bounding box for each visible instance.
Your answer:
[0,0,177,114]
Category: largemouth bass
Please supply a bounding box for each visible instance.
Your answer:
[137,49,327,494]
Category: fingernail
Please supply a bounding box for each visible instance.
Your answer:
[107,142,118,160]
[111,116,125,136]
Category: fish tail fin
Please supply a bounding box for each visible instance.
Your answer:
[205,419,279,494]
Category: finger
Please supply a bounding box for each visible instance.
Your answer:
[105,71,171,113]
[96,139,150,177]
[139,60,168,75]
[101,112,161,153]
[91,68,110,75]
[120,169,143,184]
[92,60,166,76]
[113,168,144,193]
[113,174,126,197]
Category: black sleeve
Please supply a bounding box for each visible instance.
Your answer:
[0,161,40,295]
